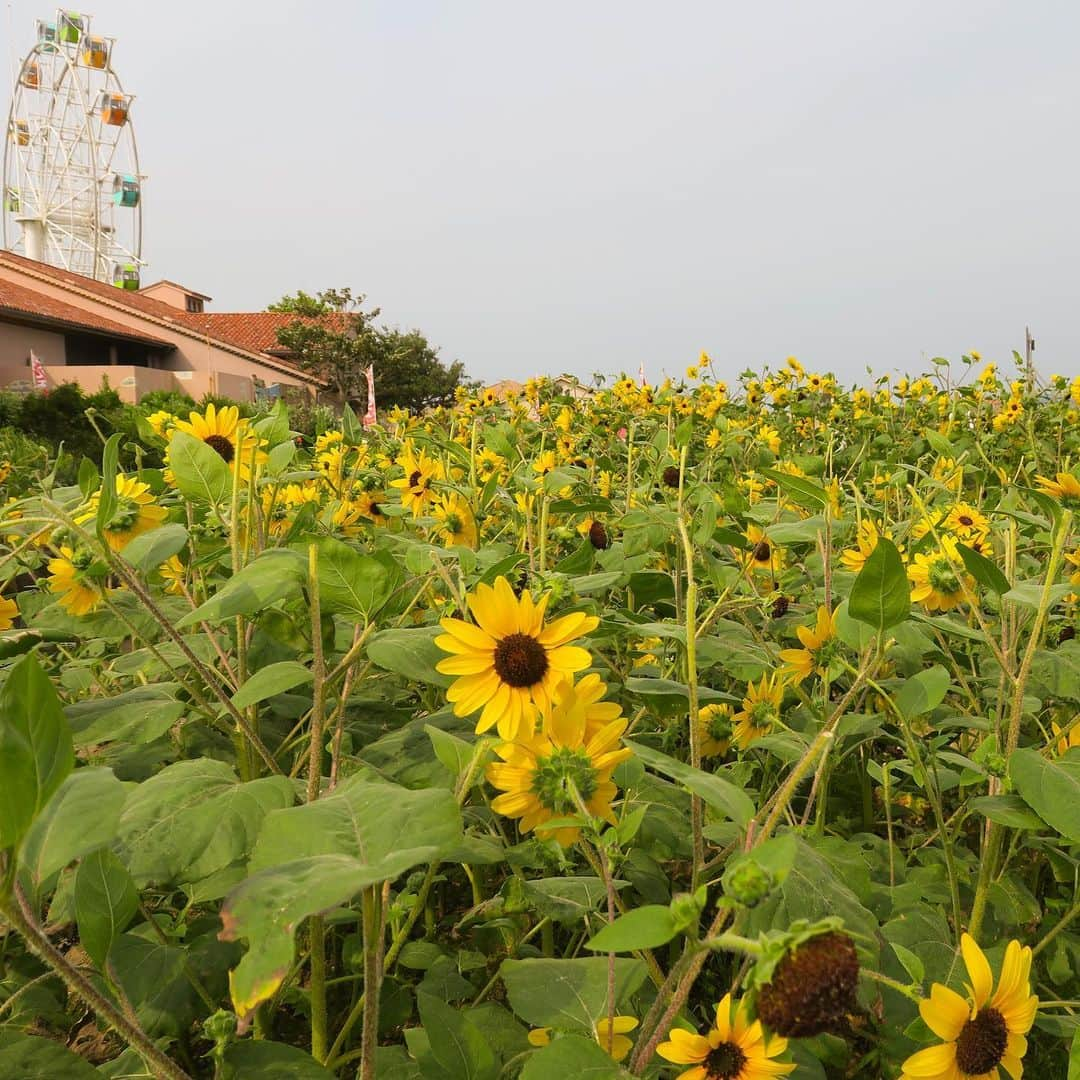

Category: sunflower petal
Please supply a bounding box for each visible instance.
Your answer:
[961,934,993,1009]
[919,984,969,1042]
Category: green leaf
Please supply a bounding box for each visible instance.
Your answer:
[891,942,925,984]
[106,933,195,1038]
[520,1035,626,1079]
[0,1033,98,1078]
[75,848,138,968]
[168,430,232,505]
[923,428,955,457]
[500,957,647,1031]
[522,877,614,925]
[586,904,679,952]
[760,468,829,509]
[177,548,307,626]
[955,543,1010,596]
[368,626,453,687]
[1070,1028,1080,1080]
[848,538,910,631]
[65,684,185,747]
[20,767,126,888]
[232,661,313,709]
[895,665,950,719]
[625,740,754,826]
[1004,580,1075,609]
[0,652,73,852]
[96,432,122,538]
[222,1041,337,1079]
[120,523,189,574]
[418,992,498,1080]
[968,794,1047,831]
[1010,749,1080,841]
[222,778,462,1022]
[313,536,400,620]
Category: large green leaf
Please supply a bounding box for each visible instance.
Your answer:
[65,685,185,747]
[1010,749,1080,842]
[500,957,647,1031]
[313,536,401,621]
[848,538,910,631]
[75,847,138,968]
[168,430,232,505]
[177,549,307,627]
[520,1036,626,1079]
[522,877,614,925]
[955,542,1010,596]
[232,661,313,709]
[116,759,294,887]
[760,469,829,510]
[120,522,189,574]
[0,1033,98,1078]
[221,1041,337,1078]
[0,652,73,852]
[418,992,498,1080]
[20,767,126,888]
[368,626,453,687]
[106,933,195,1038]
[222,778,462,1022]
[895,665,951,719]
[624,740,754,826]
[586,904,679,952]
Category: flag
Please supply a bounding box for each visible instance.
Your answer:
[638,360,646,387]
[363,365,377,428]
[30,350,48,392]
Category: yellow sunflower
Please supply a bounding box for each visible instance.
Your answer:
[1051,721,1080,756]
[390,442,444,517]
[778,605,839,685]
[741,525,784,578]
[173,403,265,476]
[527,1015,638,1062]
[841,518,884,573]
[733,672,785,750]
[47,546,105,616]
[75,475,168,552]
[900,934,1036,1080]
[431,492,478,549]
[1035,471,1080,507]
[159,555,187,596]
[485,677,632,846]
[944,503,991,545]
[0,595,18,630]
[436,577,598,739]
[908,536,975,613]
[697,703,734,758]
[657,992,794,1079]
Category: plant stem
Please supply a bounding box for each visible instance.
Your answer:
[358,886,383,1080]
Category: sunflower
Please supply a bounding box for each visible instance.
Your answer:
[75,475,168,552]
[390,442,444,517]
[841,518,884,573]
[47,546,104,616]
[944,503,991,545]
[0,595,18,630]
[158,555,187,596]
[431,492,478,549]
[741,525,784,578]
[435,576,599,740]
[1035,471,1080,507]
[485,677,632,846]
[908,536,975,612]
[1051,721,1080,756]
[173,403,265,475]
[697,703,734,758]
[733,673,785,750]
[778,605,839,685]
[657,992,794,1079]
[900,934,1036,1080]
[527,1015,638,1062]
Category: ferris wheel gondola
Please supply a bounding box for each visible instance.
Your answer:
[2,9,144,286]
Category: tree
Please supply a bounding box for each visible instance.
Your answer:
[269,288,470,413]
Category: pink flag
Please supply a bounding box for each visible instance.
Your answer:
[30,350,48,393]
[363,365,377,428]
[638,360,646,387]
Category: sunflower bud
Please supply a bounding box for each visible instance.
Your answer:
[588,520,611,550]
[723,860,773,908]
[668,885,707,934]
[755,930,859,1037]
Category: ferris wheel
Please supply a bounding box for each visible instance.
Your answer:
[3,9,144,288]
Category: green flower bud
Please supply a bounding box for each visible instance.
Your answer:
[724,859,773,908]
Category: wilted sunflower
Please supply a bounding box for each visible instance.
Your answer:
[778,605,839,685]
[908,536,975,612]
[436,576,599,739]
[431,492,478,549]
[656,992,794,1079]
[173,403,264,474]
[75,475,167,552]
[47,546,104,616]
[733,673,785,750]
[485,677,632,846]
[900,934,1036,1080]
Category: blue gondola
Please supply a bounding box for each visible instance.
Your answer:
[112,174,139,208]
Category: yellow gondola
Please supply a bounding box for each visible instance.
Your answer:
[9,121,30,147]
[81,37,108,69]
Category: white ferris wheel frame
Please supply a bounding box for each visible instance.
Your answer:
[2,10,143,283]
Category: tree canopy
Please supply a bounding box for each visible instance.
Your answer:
[268,288,469,413]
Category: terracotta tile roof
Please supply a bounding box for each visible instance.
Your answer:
[0,275,173,347]
[0,251,323,384]
[179,312,301,356]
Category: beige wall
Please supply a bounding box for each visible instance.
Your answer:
[0,322,66,368]
[138,282,193,310]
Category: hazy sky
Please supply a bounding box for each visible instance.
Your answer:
[6,2,1078,385]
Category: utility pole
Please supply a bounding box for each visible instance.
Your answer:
[1024,326,1035,391]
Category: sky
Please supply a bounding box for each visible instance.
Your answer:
[5,1,1079,386]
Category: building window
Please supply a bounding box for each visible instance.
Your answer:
[185,295,204,314]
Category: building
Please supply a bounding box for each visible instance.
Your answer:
[0,251,326,402]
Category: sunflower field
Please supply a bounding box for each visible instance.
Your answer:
[2,355,1080,1080]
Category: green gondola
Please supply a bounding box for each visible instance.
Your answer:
[58,12,85,44]
[112,263,139,290]
[112,174,139,208]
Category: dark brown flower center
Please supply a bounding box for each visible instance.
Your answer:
[705,1042,746,1079]
[493,632,549,688]
[662,465,681,488]
[204,434,235,463]
[955,1007,1007,1075]
[958,515,974,527]
[753,541,771,562]
[588,521,610,549]
[408,469,423,489]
